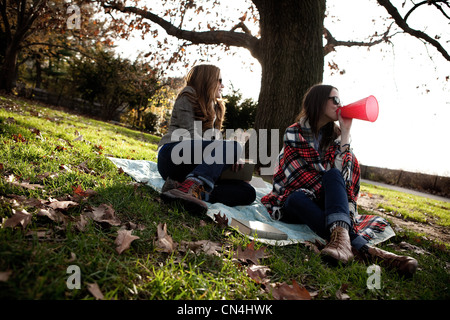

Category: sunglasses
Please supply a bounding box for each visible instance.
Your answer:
[218,78,223,84]
[328,96,341,105]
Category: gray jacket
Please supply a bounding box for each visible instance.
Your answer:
[158,86,218,150]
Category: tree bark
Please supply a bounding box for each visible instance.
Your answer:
[253,0,326,149]
[0,41,20,92]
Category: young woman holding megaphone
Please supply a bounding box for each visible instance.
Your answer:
[262,84,417,277]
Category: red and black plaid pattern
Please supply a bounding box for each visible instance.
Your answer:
[261,120,389,241]
[262,121,360,210]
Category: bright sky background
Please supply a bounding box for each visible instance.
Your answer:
[114,0,450,177]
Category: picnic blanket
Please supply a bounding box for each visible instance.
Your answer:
[108,157,395,246]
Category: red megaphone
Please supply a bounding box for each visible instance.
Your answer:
[337,95,379,122]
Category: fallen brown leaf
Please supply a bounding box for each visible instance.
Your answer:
[233,241,267,265]
[74,214,90,231]
[7,195,44,208]
[73,185,97,197]
[2,209,32,229]
[12,133,26,143]
[6,175,44,190]
[87,282,104,300]
[247,265,271,284]
[37,207,68,224]
[271,280,311,300]
[179,240,223,256]
[86,204,121,226]
[214,212,228,228]
[47,200,79,211]
[336,283,351,300]
[155,223,177,253]
[0,270,13,282]
[115,229,140,254]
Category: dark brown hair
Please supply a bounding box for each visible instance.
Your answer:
[295,84,340,151]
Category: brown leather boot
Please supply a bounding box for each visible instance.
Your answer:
[320,226,354,264]
[356,246,418,277]
[161,178,208,214]
[161,177,180,193]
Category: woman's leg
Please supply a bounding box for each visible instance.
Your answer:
[158,140,243,192]
[209,180,256,206]
[281,168,362,263]
[281,190,329,239]
[157,142,197,182]
[158,139,247,213]
[322,168,368,250]
[187,139,243,191]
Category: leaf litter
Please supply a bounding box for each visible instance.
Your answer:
[2,168,325,300]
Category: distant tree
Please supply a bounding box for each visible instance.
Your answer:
[0,0,112,92]
[69,49,136,119]
[68,48,178,123]
[222,89,257,131]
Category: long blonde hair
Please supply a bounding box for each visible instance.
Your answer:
[178,64,225,130]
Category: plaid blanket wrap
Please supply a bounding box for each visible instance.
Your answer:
[261,120,389,241]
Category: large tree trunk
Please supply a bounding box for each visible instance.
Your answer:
[253,0,326,155]
[0,43,20,92]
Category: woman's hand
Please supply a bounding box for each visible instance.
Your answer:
[338,109,352,149]
[232,158,245,172]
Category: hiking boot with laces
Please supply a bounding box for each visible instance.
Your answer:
[161,177,180,193]
[354,246,418,278]
[320,226,354,264]
[161,178,208,214]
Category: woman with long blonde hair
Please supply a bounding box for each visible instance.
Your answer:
[157,64,255,213]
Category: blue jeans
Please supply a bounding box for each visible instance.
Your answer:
[157,140,256,207]
[281,168,367,250]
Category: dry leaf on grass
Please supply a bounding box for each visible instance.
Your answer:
[214,212,228,228]
[2,209,32,229]
[37,207,68,224]
[87,282,104,300]
[336,283,351,300]
[6,174,44,190]
[7,195,44,208]
[115,229,140,254]
[0,270,12,282]
[72,185,97,199]
[86,204,121,226]
[233,241,267,265]
[47,200,79,211]
[247,265,271,284]
[155,223,177,253]
[271,280,311,300]
[179,240,223,256]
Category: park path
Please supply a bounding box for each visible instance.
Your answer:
[361,179,449,203]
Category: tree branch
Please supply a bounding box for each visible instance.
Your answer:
[19,42,95,59]
[377,0,450,61]
[102,1,260,53]
[323,26,393,56]
[231,21,252,36]
[404,0,449,22]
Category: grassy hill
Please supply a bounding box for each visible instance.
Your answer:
[0,94,449,300]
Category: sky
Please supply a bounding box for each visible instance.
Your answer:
[113,0,450,177]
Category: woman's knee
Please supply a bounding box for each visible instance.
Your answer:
[323,168,344,185]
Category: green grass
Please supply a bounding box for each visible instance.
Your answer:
[1,94,449,300]
[361,183,450,227]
